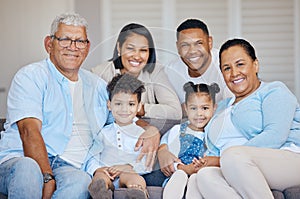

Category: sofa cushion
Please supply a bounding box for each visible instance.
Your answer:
[113,186,162,199]
[284,186,300,199]
[272,190,285,199]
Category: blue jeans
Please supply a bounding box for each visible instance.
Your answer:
[0,156,91,199]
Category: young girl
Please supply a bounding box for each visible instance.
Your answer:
[161,81,220,199]
[88,74,149,199]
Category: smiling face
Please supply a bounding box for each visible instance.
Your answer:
[185,92,215,131]
[177,28,212,77]
[220,45,260,103]
[108,92,141,126]
[44,23,90,81]
[118,33,150,77]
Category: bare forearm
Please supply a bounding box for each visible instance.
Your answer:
[18,118,52,174]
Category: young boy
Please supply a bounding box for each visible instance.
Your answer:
[88,74,149,199]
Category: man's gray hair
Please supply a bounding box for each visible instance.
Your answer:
[50,13,88,35]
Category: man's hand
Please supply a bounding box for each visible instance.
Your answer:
[135,125,160,170]
[157,144,180,177]
[42,180,56,199]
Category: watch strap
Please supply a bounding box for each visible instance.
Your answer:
[43,173,55,183]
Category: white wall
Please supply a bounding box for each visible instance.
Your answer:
[0,0,74,117]
[0,0,299,117]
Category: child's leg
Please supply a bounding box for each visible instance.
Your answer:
[119,172,146,189]
[185,173,203,199]
[119,172,148,199]
[163,169,188,199]
[88,170,114,199]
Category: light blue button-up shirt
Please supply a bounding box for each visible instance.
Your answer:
[0,58,113,175]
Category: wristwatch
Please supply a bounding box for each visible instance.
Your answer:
[43,173,55,183]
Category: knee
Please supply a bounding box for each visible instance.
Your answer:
[187,173,197,186]
[197,167,216,185]
[9,157,43,197]
[188,173,197,182]
[12,157,42,181]
[173,169,188,180]
[221,146,251,174]
[195,167,218,189]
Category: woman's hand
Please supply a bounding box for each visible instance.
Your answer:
[158,144,180,177]
[135,125,160,170]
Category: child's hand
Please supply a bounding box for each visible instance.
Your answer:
[93,167,114,180]
[192,157,206,168]
[107,164,134,178]
[177,163,198,175]
[192,156,220,170]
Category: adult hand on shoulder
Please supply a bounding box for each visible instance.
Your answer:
[42,180,56,199]
[135,125,160,170]
[158,144,180,177]
[136,104,145,117]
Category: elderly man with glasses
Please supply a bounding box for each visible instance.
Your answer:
[0,13,159,199]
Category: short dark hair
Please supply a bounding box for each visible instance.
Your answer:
[107,73,145,102]
[111,23,156,73]
[183,82,220,104]
[219,38,257,68]
[176,19,210,40]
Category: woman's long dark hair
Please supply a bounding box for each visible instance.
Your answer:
[110,23,156,73]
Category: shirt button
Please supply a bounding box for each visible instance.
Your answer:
[118,138,120,141]
[118,145,121,147]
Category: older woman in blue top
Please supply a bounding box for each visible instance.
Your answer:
[193,38,300,199]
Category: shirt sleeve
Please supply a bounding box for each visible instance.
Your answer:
[7,64,45,124]
[84,133,106,176]
[244,82,298,148]
[143,65,182,120]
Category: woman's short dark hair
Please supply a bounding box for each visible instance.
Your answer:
[111,23,156,73]
[219,38,257,67]
[176,19,210,40]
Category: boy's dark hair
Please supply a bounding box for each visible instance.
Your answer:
[176,19,210,40]
[107,73,145,102]
[183,82,220,104]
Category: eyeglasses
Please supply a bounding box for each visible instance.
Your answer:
[51,35,89,49]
